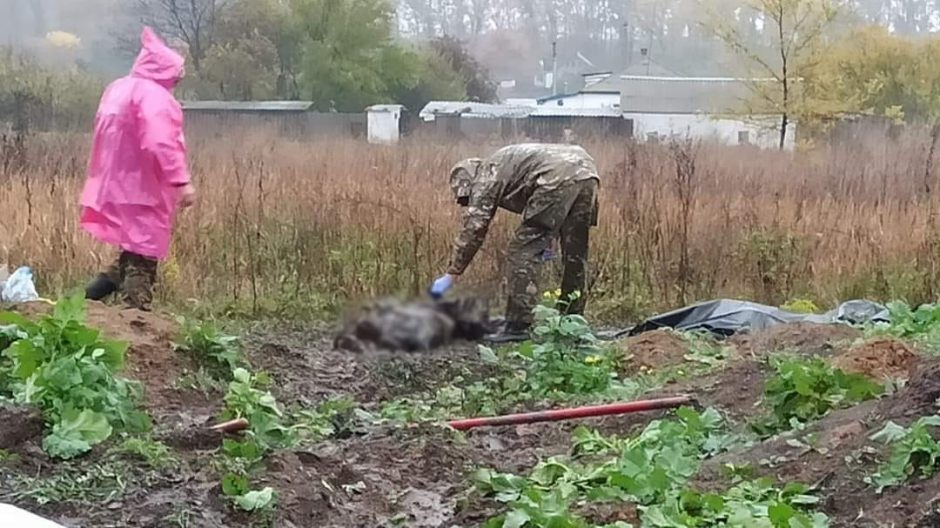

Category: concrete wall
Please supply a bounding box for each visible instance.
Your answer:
[625,113,796,150]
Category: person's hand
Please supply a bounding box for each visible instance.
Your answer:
[429,274,456,299]
[178,183,197,208]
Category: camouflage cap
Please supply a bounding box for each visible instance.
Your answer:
[449,158,482,200]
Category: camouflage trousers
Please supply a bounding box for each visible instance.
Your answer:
[91,251,159,311]
[505,179,598,329]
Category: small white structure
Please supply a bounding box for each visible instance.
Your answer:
[366,104,405,144]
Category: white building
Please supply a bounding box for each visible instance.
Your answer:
[535,66,796,150]
[617,75,795,150]
[535,71,621,113]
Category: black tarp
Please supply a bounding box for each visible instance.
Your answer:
[599,299,890,339]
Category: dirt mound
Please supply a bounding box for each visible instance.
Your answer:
[620,330,690,370]
[0,405,43,450]
[11,301,202,418]
[731,322,860,358]
[879,360,940,420]
[694,359,940,527]
[832,338,919,381]
[687,360,767,420]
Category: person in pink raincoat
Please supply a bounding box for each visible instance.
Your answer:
[81,27,196,311]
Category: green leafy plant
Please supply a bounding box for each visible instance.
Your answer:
[474,408,745,528]
[222,368,292,450]
[755,356,883,435]
[215,368,291,517]
[521,302,620,397]
[232,486,276,512]
[175,319,244,379]
[642,478,829,527]
[216,436,277,518]
[868,300,940,351]
[292,396,360,444]
[0,293,150,459]
[44,409,113,459]
[882,300,940,337]
[867,416,940,492]
[220,465,277,512]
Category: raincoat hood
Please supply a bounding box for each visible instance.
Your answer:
[131,27,185,88]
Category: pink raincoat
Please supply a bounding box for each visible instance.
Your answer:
[80,27,190,261]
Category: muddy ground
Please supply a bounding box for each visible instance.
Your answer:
[1,304,938,527]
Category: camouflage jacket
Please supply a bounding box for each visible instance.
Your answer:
[447,144,600,275]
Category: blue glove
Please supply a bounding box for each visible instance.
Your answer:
[429,274,455,299]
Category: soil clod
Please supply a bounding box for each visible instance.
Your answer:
[0,405,43,450]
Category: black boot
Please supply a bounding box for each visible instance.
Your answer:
[85,274,118,301]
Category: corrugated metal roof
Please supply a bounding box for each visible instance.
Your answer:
[619,76,773,114]
[529,106,623,118]
[504,98,538,107]
[582,62,683,93]
[419,101,534,121]
[181,101,314,112]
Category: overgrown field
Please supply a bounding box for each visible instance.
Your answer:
[3,126,940,321]
[2,295,940,527]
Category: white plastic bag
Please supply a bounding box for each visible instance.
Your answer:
[0,504,67,527]
[1,266,39,303]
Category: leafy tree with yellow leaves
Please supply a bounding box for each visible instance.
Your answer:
[705,0,842,149]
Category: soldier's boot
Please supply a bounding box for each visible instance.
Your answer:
[85,255,122,301]
[487,222,554,344]
[121,252,158,311]
[558,180,597,316]
[85,274,119,301]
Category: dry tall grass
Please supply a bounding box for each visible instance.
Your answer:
[2,124,939,322]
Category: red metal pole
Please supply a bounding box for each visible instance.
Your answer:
[447,395,693,431]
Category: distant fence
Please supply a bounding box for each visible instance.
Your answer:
[413,115,634,142]
[181,107,635,143]
[184,110,366,140]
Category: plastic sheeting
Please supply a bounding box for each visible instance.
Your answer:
[604,299,890,339]
[0,504,66,528]
[0,267,39,304]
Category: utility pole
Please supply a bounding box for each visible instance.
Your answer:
[552,40,558,96]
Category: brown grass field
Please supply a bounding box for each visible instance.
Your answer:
[2,124,939,322]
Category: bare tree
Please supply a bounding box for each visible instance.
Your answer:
[130,0,229,71]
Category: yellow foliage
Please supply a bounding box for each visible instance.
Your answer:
[45,31,82,50]
[805,25,940,125]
